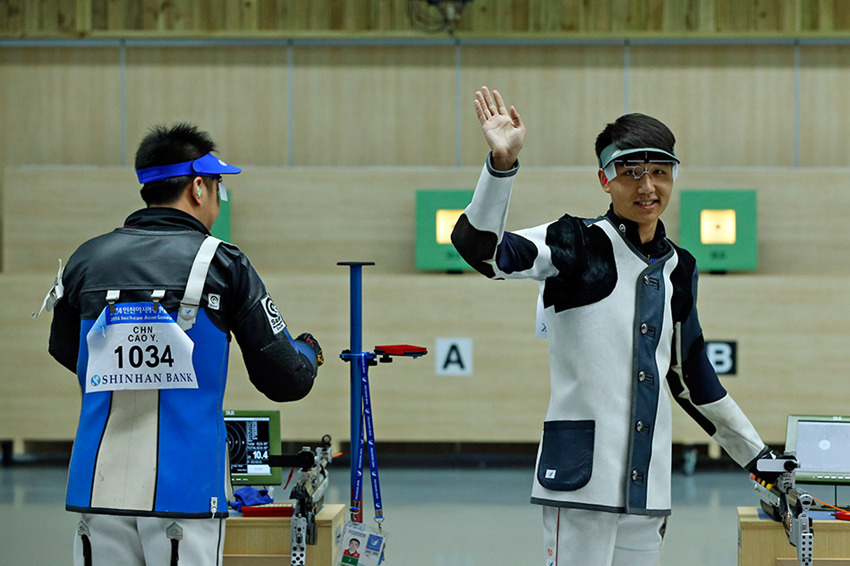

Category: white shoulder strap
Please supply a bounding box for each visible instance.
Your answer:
[177,236,222,331]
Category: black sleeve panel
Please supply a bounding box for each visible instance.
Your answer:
[545,215,590,276]
[682,338,727,405]
[217,246,267,331]
[495,232,539,274]
[666,366,718,437]
[48,298,80,374]
[221,247,318,402]
[451,214,498,278]
[669,244,728,405]
[243,340,316,402]
[542,218,617,313]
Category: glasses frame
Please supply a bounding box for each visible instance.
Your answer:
[603,160,679,183]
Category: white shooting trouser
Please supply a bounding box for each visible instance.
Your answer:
[74,514,225,566]
[542,506,666,566]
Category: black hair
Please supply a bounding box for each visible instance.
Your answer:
[594,113,676,161]
[135,122,218,206]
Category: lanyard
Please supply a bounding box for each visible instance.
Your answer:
[351,352,384,527]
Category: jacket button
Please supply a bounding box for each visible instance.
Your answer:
[640,323,648,334]
[632,470,640,481]
[636,421,644,432]
[638,371,646,382]
[643,275,651,285]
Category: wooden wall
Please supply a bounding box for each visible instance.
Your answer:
[3,41,850,170]
[2,1,850,37]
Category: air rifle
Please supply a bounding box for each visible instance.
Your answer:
[269,435,336,566]
[752,453,814,566]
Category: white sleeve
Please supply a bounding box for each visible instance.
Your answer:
[461,161,558,281]
[463,162,514,243]
[695,394,765,467]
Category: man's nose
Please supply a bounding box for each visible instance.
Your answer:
[636,173,654,192]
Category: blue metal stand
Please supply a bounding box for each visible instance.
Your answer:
[338,261,374,523]
[337,262,427,525]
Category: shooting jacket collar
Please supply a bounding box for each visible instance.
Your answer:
[604,206,669,260]
[124,207,211,235]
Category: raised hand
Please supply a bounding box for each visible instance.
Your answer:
[474,86,526,170]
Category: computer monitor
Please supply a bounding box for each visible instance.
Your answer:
[224,409,282,486]
[785,414,850,485]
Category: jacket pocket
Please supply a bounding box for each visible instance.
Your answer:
[537,420,594,491]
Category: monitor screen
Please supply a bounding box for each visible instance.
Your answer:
[224,409,282,486]
[786,415,850,484]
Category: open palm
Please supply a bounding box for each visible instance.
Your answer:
[474,86,526,169]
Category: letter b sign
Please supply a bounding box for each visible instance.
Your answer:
[706,341,736,375]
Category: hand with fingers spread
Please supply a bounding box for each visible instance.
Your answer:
[474,86,526,171]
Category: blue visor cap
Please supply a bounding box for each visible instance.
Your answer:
[597,144,679,169]
[136,152,241,184]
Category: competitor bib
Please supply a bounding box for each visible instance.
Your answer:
[85,302,197,393]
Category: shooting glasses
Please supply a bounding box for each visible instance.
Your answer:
[598,144,680,183]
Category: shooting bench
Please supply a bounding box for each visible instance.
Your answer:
[223,503,345,566]
[738,506,850,566]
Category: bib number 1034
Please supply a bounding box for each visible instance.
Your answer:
[113,344,175,369]
[85,302,198,393]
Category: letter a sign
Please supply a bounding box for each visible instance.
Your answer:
[435,337,473,376]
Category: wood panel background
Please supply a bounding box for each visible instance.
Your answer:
[799,44,850,167]
[0,48,124,165]
[125,46,291,167]
[291,45,458,166]
[3,42,850,168]
[8,166,850,276]
[630,45,798,167]
[2,1,850,37]
[3,165,850,449]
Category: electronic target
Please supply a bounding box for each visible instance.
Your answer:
[223,409,282,485]
[225,418,250,473]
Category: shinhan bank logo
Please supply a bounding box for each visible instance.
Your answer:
[90,374,101,387]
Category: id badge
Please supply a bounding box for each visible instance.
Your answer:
[337,521,385,566]
[85,302,197,393]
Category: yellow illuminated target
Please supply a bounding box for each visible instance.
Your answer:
[700,209,737,245]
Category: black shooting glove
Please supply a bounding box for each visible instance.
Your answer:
[746,446,790,486]
[296,332,324,367]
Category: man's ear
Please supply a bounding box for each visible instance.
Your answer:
[598,169,611,192]
[190,177,204,204]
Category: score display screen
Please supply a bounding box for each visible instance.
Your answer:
[223,410,282,485]
[797,421,850,474]
[786,415,850,485]
[226,416,271,475]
